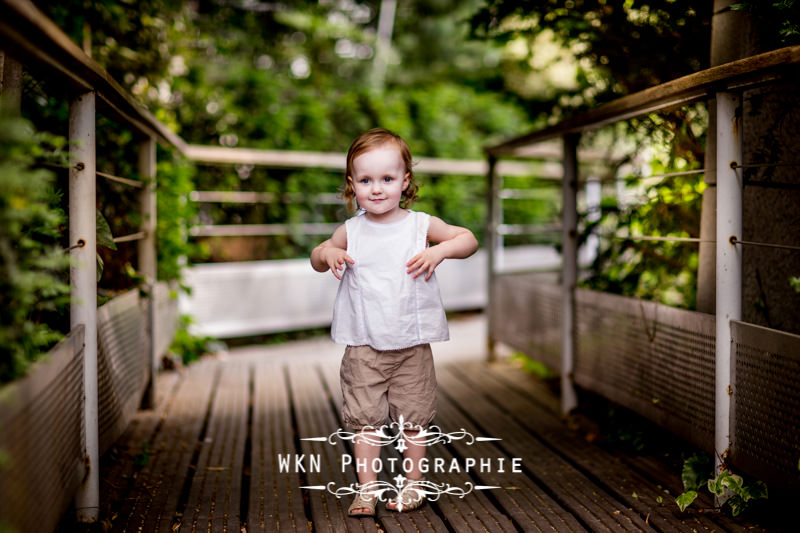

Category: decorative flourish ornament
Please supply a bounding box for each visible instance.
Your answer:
[307,415,500,452]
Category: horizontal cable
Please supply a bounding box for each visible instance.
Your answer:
[577,167,706,185]
[97,171,143,188]
[744,179,800,190]
[630,168,707,181]
[113,231,147,243]
[732,161,800,170]
[730,237,800,252]
[615,235,712,244]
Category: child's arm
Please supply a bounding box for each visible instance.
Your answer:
[310,224,353,280]
[406,216,479,281]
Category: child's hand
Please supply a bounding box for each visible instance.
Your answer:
[324,247,355,280]
[406,247,444,281]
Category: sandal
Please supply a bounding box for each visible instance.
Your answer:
[386,478,427,512]
[348,491,377,517]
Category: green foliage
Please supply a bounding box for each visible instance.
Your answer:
[469,1,713,120]
[168,315,214,365]
[790,277,800,292]
[681,453,712,491]
[732,1,800,44]
[134,441,152,468]
[510,351,558,380]
[156,155,202,281]
[676,454,768,517]
[37,1,535,261]
[95,209,118,281]
[0,111,70,383]
[707,470,768,517]
[675,490,697,512]
[580,114,707,309]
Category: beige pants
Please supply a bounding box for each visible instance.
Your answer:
[340,344,437,430]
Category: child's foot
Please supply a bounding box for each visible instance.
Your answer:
[386,478,426,512]
[348,492,377,517]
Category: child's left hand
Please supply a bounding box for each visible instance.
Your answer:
[406,247,445,281]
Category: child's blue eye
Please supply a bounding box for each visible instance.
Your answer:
[383,176,393,182]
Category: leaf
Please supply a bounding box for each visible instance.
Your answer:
[96,210,117,251]
[96,251,104,282]
[681,455,710,491]
[675,491,697,512]
[742,481,768,502]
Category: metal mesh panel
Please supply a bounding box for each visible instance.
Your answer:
[731,321,800,486]
[574,289,716,452]
[0,327,85,533]
[154,281,180,359]
[97,290,148,453]
[491,272,562,372]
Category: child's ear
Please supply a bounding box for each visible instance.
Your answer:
[402,172,410,190]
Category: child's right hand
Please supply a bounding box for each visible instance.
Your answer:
[323,247,355,280]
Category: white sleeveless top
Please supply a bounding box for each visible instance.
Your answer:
[331,210,450,350]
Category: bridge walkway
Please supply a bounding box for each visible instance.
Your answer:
[91,315,771,532]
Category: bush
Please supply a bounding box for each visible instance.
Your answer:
[0,110,70,383]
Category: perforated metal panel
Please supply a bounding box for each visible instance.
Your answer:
[154,281,179,358]
[731,321,800,486]
[491,272,562,372]
[0,327,85,533]
[97,290,148,453]
[574,289,716,452]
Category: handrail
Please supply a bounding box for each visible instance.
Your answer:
[185,143,564,177]
[0,0,186,151]
[487,45,800,157]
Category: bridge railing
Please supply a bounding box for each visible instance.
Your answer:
[485,45,800,487]
[0,0,187,526]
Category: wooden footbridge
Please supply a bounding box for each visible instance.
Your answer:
[2,2,800,532]
[57,316,777,532]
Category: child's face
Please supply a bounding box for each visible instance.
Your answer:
[348,143,410,223]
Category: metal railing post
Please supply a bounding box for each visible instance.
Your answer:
[138,137,157,408]
[69,91,99,522]
[561,134,579,414]
[0,51,23,113]
[714,91,742,477]
[486,155,500,361]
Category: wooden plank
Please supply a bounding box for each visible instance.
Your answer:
[183,361,249,530]
[99,370,180,525]
[436,363,650,531]
[433,380,587,532]
[248,362,307,532]
[286,363,381,533]
[479,360,762,532]
[113,359,218,531]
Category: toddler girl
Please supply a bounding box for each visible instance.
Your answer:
[310,128,478,516]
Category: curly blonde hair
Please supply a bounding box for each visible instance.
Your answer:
[342,128,419,212]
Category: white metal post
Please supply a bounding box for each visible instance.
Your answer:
[486,155,500,361]
[561,134,579,414]
[138,137,157,408]
[70,91,98,522]
[714,91,742,476]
